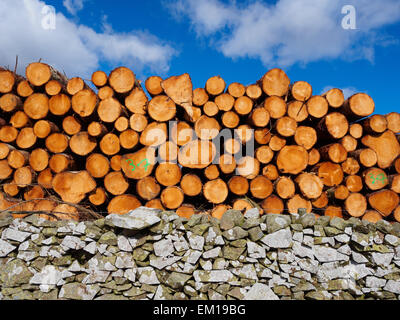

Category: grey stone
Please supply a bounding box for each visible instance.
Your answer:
[150,255,181,270]
[117,235,132,252]
[59,283,100,300]
[203,247,221,259]
[243,283,279,300]
[105,207,161,230]
[115,252,135,269]
[137,267,160,285]
[292,241,314,259]
[188,234,205,251]
[82,270,110,284]
[365,276,386,288]
[0,259,33,287]
[29,265,63,292]
[61,236,85,250]
[2,228,31,242]
[266,214,291,233]
[370,252,394,267]
[0,239,16,257]
[153,239,174,257]
[193,270,234,283]
[166,272,192,289]
[384,280,400,294]
[244,208,260,219]
[220,210,244,231]
[222,227,248,240]
[261,228,292,248]
[247,242,266,259]
[300,214,316,228]
[314,245,348,262]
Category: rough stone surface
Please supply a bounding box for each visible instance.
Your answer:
[105,207,161,230]
[1,210,400,300]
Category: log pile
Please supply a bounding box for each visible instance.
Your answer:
[0,62,399,223]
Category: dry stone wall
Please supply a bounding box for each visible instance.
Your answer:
[1,207,400,300]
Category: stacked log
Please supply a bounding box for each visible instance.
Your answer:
[0,62,399,223]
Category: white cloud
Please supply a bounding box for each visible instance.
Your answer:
[168,0,400,67]
[0,0,177,79]
[63,0,84,15]
[321,86,358,99]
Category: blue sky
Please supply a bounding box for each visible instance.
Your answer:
[1,0,399,115]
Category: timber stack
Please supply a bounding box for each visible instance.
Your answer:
[0,62,399,223]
